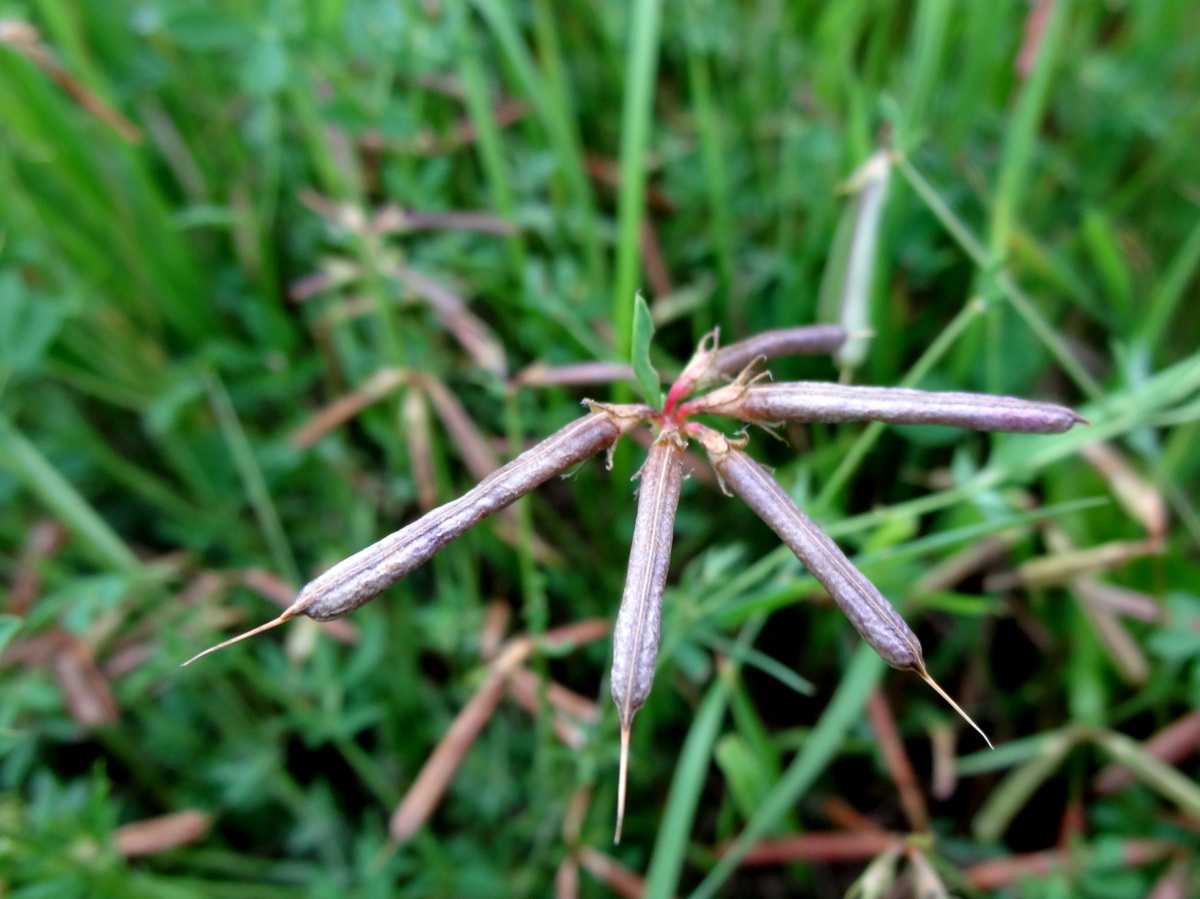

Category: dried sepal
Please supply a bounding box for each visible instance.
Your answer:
[691,381,1086,435]
[610,429,687,842]
[696,427,992,748]
[185,402,653,664]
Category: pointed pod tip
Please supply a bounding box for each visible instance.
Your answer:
[180,609,296,667]
[614,724,631,844]
[916,666,994,750]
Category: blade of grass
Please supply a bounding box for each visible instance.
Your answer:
[896,155,1103,399]
[1137,216,1200,353]
[470,0,603,290]
[683,12,734,333]
[0,414,141,574]
[611,0,665,363]
[690,645,885,899]
[643,615,765,897]
[204,371,300,585]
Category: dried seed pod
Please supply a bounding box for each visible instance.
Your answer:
[692,381,1086,435]
[666,327,846,411]
[711,325,848,380]
[610,429,687,842]
[696,427,991,747]
[827,149,893,374]
[185,402,652,665]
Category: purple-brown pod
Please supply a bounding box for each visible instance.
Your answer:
[610,428,687,842]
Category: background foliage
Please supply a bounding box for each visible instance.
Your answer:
[2,1,1200,896]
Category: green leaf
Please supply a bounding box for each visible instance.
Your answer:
[630,292,662,408]
[0,615,20,655]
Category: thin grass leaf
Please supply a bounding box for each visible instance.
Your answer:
[691,645,885,899]
[643,639,749,897]
[972,727,1078,842]
[612,0,665,360]
[0,414,141,574]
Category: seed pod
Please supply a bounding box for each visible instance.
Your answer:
[710,325,848,380]
[610,429,687,842]
[185,401,652,665]
[696,427,991,747]
[691,381,1086,435]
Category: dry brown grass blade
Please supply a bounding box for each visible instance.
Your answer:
[113,810,212,857]
[866,689,930,832]
[1044,525,1151,685]
[8,518,67,615]
[507,667,589,749]
[403,386,438,511]
[287,257,361,302]
[576,846,651,899]
[1016,0,1055,79]
[639,220,673,299]
[927,723,959,801]
[419,374,501,483]
[513,361,637,388]
[52,637,119,727]
[479,601,511,662]
[985,537,1163,591]
[906,846,952,899]
[723,831,899,867]
[1081,582,1165,623]
[1081,442,1168,540]
[389,620,609,843]
[821,797,888,833]
[1147,858,1190,899]
[393,265,508,378]
[389,640,528,844]
[1075,579,1150,684]
[0,21,143,143]
[910,533,1016,597]
[290,368,409,449]
[555,858,580,899]
[964,840,1175,890]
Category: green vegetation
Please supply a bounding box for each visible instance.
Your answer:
[2,1,1200,896]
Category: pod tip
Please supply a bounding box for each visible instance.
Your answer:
[916,666,994,750]
[180,609,296,667]
[614,724,631,844]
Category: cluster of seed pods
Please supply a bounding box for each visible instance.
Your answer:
[186,324,1086,842]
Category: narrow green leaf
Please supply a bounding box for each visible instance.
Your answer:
[0,414,141,574]
[1090,728,1200,821]
[612,0,665,360]
[630,292,663,409]
[0,615,21,655]
[643,670,731,898]
[972,727,1078,843]
[690,645,885,898]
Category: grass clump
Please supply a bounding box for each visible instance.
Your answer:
[2,2,1200,896]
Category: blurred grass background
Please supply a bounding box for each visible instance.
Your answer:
[2,1,1200,896]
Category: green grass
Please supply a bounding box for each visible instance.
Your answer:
[2,2,1200,897]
